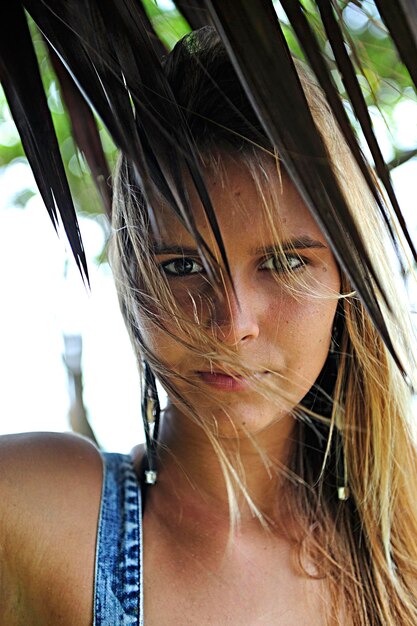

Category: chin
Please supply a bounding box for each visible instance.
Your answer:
[196,398,297,439]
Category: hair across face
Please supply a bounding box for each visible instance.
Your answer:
[110,26,417,626]
[141,153,341,437]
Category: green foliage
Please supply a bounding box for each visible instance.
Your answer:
[278,1,417,165]
[0,0,415,218]
[0,17,112,216]
[282,1,415,110]
[0,3,190,217]
[142,0,190,49]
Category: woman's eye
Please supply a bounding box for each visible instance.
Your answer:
[260,254,306,272]
[160,257,204,277]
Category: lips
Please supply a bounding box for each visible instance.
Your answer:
[196,370,267,392]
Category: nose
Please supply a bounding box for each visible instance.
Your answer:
[210,278,260,346]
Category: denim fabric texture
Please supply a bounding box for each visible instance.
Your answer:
[94,453,143,625]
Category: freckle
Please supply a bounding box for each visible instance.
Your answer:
[234,190,241,197]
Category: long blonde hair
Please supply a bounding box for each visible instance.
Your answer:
[110,27,417,625]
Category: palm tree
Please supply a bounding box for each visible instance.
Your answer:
[1,0,416,377]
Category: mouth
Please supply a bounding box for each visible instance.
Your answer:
[196,370,268,392]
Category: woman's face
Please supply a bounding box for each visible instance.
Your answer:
[141,155,341,437]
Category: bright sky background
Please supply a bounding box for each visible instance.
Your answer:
[1,78,417,453]
[0,163,143,452]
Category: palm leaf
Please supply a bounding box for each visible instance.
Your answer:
[130,0,168,59]
[174,0,211,29]
[1,0,415,378]
[24,0,231,288]
[0,2,88,281]
[375,0,417,89]
[314,0,417,265]
[46,43,112,217]
[203,0,405,374]
[280,0,399,259]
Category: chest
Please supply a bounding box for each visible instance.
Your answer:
[10,483,332,626]
[13,524,330,626]
[143,523,330,626]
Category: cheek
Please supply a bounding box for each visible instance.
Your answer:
[166,280,216,325]
[269,295,338,388]
[139,316,192,377]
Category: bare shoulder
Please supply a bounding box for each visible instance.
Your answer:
[0,432,98,463]
[0,431,104,534]
[0,431,102,501]
[0,429,101,467]
[0,432,104,625]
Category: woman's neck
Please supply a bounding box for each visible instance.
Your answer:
[147,402,297,530]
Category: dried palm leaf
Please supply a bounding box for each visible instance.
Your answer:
[1,0,416,377]
[47,43,112,218]
[315,0,417,264]
[0,2,88,281]
[203,0,405,374]
[24,0,230,288]
[174,0,212,30]
[375,0,417,89]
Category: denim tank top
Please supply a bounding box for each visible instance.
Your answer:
[93,452,144,625]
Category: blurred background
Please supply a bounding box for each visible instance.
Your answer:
[0,0,416,452]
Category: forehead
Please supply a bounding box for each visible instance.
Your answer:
[153,153,325,249]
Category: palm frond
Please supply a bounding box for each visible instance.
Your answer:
[1,0,416,378]
[174,0,211,30]
[24,0,231,288]
[46,43,112,217]
[280,0,398,253]
[203,0,405,373]
[315,0,417,265]
[0,2,88,281]
[375,0,417,88]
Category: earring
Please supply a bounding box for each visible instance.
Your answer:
[335,425,350,501]
[142,362,160,485]
[330,304,350,501]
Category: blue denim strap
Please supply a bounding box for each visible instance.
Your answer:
[93,452,143,625]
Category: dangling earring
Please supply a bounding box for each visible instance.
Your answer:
[335,426,350,501]
[331,308,350,501]
[141,361,160,485]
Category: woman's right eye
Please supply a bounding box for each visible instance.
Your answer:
[160,257,204,277]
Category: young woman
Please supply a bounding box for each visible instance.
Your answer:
[1,26,417,626]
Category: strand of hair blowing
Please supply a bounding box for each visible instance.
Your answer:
[281,296,417,625]
[341,299,417,624]
[288,291,417,625]
[110,27,417,625]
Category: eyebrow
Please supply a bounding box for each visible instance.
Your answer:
[253,236,327,254]
[154,237,326,256]
[153,245,203,255]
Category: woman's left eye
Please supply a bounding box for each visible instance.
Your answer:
[259,254,306,273]
[160,257,204,277]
